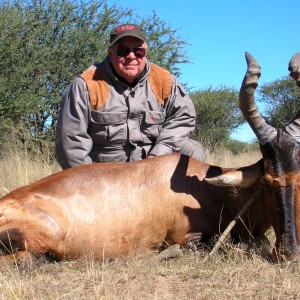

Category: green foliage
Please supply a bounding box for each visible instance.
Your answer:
[0,0,190,154]
[190,86,244,151]
[259,76,300,128]
[141,12,190,78]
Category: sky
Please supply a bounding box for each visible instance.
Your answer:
[106,0,300,142]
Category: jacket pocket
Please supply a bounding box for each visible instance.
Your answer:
[144,111,165,125]
[90,111,127,145]
[140,111,166,140]
[91,111,127,125]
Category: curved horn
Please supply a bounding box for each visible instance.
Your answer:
[284,52,300,141]
[239,52,277,145]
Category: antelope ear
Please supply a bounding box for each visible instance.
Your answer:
[205,164,261,188]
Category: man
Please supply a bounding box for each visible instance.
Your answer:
[55,23,205,169]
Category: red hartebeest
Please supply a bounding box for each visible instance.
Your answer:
[0,52,299,265]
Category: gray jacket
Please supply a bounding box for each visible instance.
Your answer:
[55,56,196,169]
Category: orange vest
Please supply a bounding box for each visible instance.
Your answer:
[80,63,172,110]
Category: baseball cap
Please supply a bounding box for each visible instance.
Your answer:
[110,24,146,46]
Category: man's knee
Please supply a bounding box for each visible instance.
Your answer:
[179,139,206,161]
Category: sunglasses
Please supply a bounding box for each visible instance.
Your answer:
[115,45,146,59]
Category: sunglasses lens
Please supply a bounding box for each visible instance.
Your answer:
[116,46,146,58]
[116,46,130,57]
[134,48,146,58]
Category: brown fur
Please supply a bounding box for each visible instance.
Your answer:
[0,154,269,263]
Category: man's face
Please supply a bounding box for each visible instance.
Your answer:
[108,36,147,83]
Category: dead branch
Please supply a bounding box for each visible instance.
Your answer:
[203,187,263,263]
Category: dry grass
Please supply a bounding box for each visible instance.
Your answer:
[1,246,300,299]
[1,147,299,300]
[206,148,262,167]
[0,144,60,197]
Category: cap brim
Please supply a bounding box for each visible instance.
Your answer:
[110,33,146,46]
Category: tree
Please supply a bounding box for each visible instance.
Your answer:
[190,86,244,151]
[0,0,190,155]
[141,12,190,78]
[259,76,300,128]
